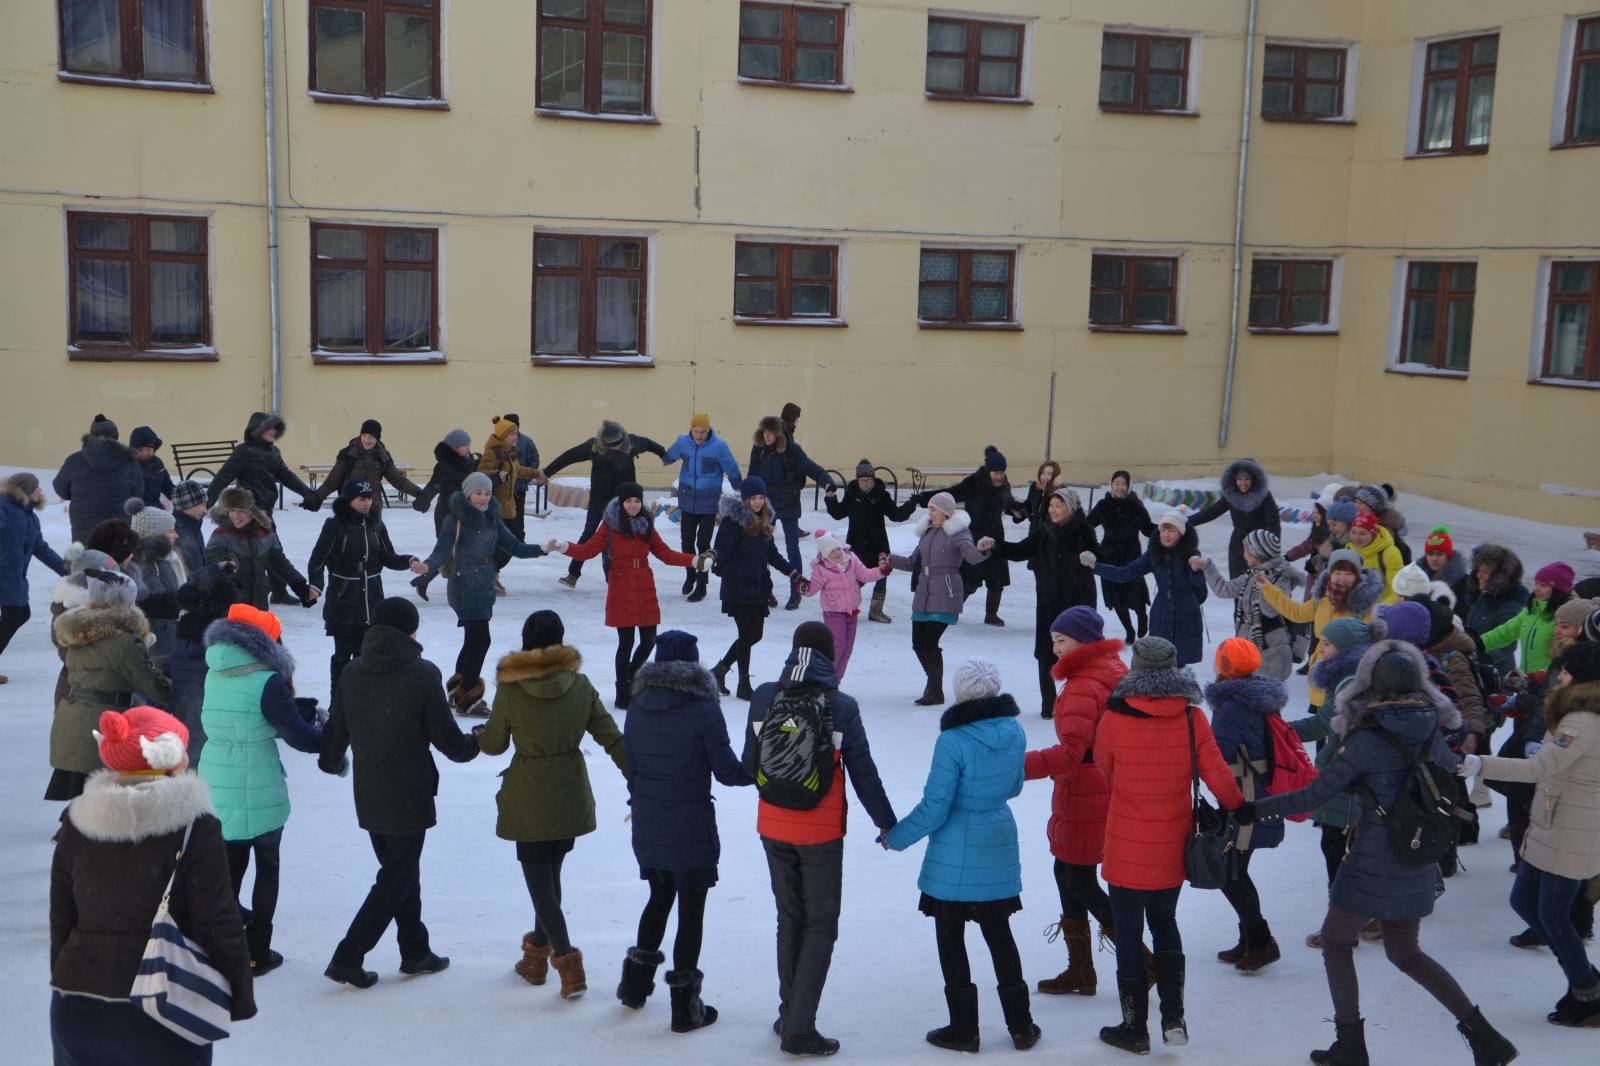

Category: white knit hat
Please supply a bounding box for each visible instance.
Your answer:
[813,529,846,559]
[1158,504,1190,532]
[1391,562,1433,601]
[1313,482,1345,503]
[952,657,1003,702]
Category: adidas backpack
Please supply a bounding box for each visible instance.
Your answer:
[755,684,836,810]
[1360,726,1470,865]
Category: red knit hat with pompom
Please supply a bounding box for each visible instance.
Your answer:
[95,706,190,773]
[1424,526,1453,558]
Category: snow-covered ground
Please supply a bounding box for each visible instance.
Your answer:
[2,468,1597,1064]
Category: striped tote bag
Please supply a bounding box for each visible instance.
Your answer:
[129,822,233,1045]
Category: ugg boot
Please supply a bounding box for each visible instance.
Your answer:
[1549,970,1600,1027]
[560,573,579,589]
[1037,918,1096,996]
[551,948,587,1000]
[1217,922,1248,965]
[1455,1005,1517,1063]
[666,969,718,1032]
[868,584,891,623]
[617,947,664,1009]
[687,572,708,603]
[1235,923,1281,973]
[1098,977,1149,1055]
[984,586,1005,626]
[514,932,551,985]
[453,679,488,718]
[997,982,1041,1050]
[926,983,980,1053]
[1153,951,1186,1046]
[1310,1019,1369,1065]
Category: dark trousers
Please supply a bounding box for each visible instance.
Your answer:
[0,603,30,658]
[911,620,948,686]
[681,512,715,576]
[1511,861,1598,990]
[616,625,657,688]
[52,991,212,1066]
[329,625,366,694]
[1220,850,1268,935]
[1108,884,1182,983]
[721,606,766,681]
[567,505,605,578]
[1320,903,1473,1025]
[1036,658,1055,718]
[1053,859,1114,927]
[1319,823,1347,886]
[333,831,430,966]
[636,872,709,972]
[519,847,573,956]
[494,490,529,570]
[1112,603,1148,641]
[778,514,803,574]
[226,828,284,961]
[455,620,492,687]
[764,838,844,1037]
[933,910,1024,989]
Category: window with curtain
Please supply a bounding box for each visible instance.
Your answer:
[537,0,652,116]
[533,234,649,361]
[734,242,840,320]
[67,211,210,358]
[1260,43,1346,121]
[1543,261,1600,382]
[59,0,207,84]
[1099,31,1191,112]
[1399,261,1475,371]
[1248,259,1334,330]
[309,0,441,101]
[917,248,1017,326]
[1417,34,1496,154]
[311,223,439,358]
[738,2,845,87]
[1089,254,1179,328]
[1564,18,1600,146]
[924,16,1024,100]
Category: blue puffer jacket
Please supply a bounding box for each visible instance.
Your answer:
[886,694,1026,902]
[624,659,752,873]
[1092,529,1208,666]
[0,481,66,606]
[1256,641,1463,920]
[422,492,545,622]
[666,431,742,515]
[1206,674,1289,851]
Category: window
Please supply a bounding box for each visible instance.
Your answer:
[1089,254,1178,328]
[1417,34,1496,154]
[924,16,1024,100]
[1563,17,1600,145]
[309,0,440,102]
[537,0,651,116]
[67,212,210,359]
[738,3,844,87]
[58,0,207,85]
[1261,43,1346,120]
[734,243,840,321]
[1399,262,1474,371]
[311,223,438,358]
[917,249,1016,326]
[533,234,649,360]
[1248,259,1333,330]
[1543,262,1600,381]
[1099,32,1190,112]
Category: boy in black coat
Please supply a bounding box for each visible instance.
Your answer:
[542,420,668,586]
[824,459,916,622]
[129,425,174,506]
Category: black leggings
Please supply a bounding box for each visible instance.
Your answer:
[520,851,572,956]
[911,620,949,682]
[681,513,715,572]
[635,872,710,971]
[455,619,492,687]
[934,911,1024,989]
[1036,658,1055,717]
[616,626,657,687]
[1054,860,1114,928]
[226,828,283,958]
[721,606,766,680]
[1220,851,1267,933]
[0,604,30,658]
[1113,604,1148,641]
[1319,823,1347,886]
[1321,904,1473,1026]
[329,626,366,692]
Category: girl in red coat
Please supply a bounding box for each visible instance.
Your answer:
[1094,636,1245,1055]
[547,484,710,709]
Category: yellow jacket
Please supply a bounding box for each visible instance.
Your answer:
[1259,568,1386,706]
[1352,526,1404,604]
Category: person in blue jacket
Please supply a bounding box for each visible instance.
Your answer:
[129,426,174,506]
[1082,506,1208,667]
[0,472,67,679]
[664,414,741,603]
[748,416,834,611]
[885,658,1039,1055]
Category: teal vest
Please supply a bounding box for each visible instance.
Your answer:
[198,641,291,841]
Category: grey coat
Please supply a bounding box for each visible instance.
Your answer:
[1202,557,1301,680]
[890,510,991,617]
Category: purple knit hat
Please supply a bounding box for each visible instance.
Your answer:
[1378,601,1432,649]
[1534,562,1576,593]
[1051,606,1104,645]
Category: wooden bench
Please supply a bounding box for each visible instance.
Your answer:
[170,440,237,483]
[300,463,418,505]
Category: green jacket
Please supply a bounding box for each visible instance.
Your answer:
[1481,595,1559,674]
[478,645,627,842]
[51,605,171,774]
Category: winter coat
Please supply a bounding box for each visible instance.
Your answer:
[1095,669,1244,891]
[320,625,478,836]
[561,499,695,628]
[1461,544,1529,676]
[1289,640,1374,830]
[1087,492,1154,610]
[197,619,322,842]
[1187,459,1281,578]
[478,646,627,841]
[1023,639,1127,865]
[1091,529,1209,667]
[1203,557,1300,680]
[823,477,916,563]
[174,510,207,575]
[205,413,315,512]
[937,468,1024,589]
[748,431,833,521]
[999,512,1099,662]
[170,570,242,764]
[421,492,546,623]
[712,496,795,615]
[1205,674,1291,851]
[743,646,897,846]
[544,432,668,518]
[1255,641,1463,920]
[477,420,541,520]
[204,509,309,612]
[889,510,992,618]
[1481,593,1565,674]
[625,659,752,872]
[1353,527,1405,604]
[805,549,883,615]
[1259,567,1387,706]
[125,535,190,665]
[1431,628,1490,737]
[1477,680,1600,880]
[413,442,481,530]
[885,695,1026,902]
[306,500,415,630]
[316,437,423,512]
[666,431,743,515]
[0,479,65,606]
[52,771,255,1020]
[53,435,146,544]
[51,604,171,774]
[1421,553,1472,620]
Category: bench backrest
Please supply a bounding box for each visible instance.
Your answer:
[170,440,237,482]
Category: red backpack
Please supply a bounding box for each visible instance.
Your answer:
[1263,714,1317,821]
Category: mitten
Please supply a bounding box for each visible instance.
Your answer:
[411,496,430,513]
[1079,551,1097,568]
[545,539,568,554]
[695,552,715,572]
[300,495,322,512]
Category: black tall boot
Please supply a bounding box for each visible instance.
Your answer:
[1456,1006,1518,1064]
[1098,977,1149,1054]
[997,982,1041,1050]
[682,569,697,596]
[687,572,708,603]
[711,657,732,696]
[617,947,665,1009]
[983,585,1005,626]
[1153,951,1186,1046]
[926,983,980,1053]
[1310,1019,1370,1065]
[915,647,945,706]
[666,969,718,1033]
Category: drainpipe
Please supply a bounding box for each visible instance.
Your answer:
[1217,0,1259,449]
[263,0,283,413]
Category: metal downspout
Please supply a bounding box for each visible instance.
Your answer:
[264,0,283,413]
[1218,0,1260,449]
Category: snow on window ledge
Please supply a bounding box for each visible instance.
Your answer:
[68,345,218,363]
[310,351,448,366]
[1385,364,1468,380]
[532,353,655,368]
[1528,376,1600,390]
[58,71,213,94]
[309,91,449,110]
[534,109,660,125]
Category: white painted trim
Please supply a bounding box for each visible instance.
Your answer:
[927,8,1036,103]
[915,241,1024,325]
[1260,37,1358,122]
[1403,26,1500,158]
[310,217,448,359]
[1526,255,1600,383]
[1103,23,1203,115]
[60,205,218,353]
[1249,253,1343,332]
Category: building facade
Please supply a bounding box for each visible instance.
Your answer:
[2,0,1597,522]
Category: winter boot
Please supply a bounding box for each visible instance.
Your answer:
[1235,924,1281,973]
[616,947,664,1009]
[560,573,579,589]
[514,933,551,985]
[324,959,379,989]
[711,660,732,696]
[687,573,708,603]
[925,983,980,1053]
[1456,1006,1518,1063]
[1549,969,1600,1027]
[780,1030,842,1056]
[455,679,488,718]
[1359,919,1383,942]
[785,588,802,611]
[1216,923,1248,965]
[1309,1019,1369,1066]
[1097,977,1150,1055]
[410,572,432,601]
[494,579,508,597]
[868,584,891,623]
[445,673,462,703]
[1144,945,1157,989]
[615,681,631,710]
[251,949,285,977]
[1153,951,1186,1046]
[914,674,945,706]
[666,969,718,1032]
[997,982,1041,1050]
[1037,918,1096,996]
[1508,928,1545,948]
[736,674,754,701]
[682,570,697,596]
[399,952,450,976]
[551,948,587,1000]
[984,587,1005,626]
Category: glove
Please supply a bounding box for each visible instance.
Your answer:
[1232,801,1257,826]
[695,551,715,572]
[300,494,322,512]
[411,495,430,513]
[545,539,568,554]
[1079,551,1097,568]
[1524,741,1542,758]
[878,552,893,574]
[1503,671,1526,694]
[471,723,487,738]
[975,536,995,552]
[794,577,811,595]
[294,696,320,724]
[1457,754,1483,778]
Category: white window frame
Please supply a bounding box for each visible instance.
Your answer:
[1087,247,1187,333]
[1385,256,1474,378]
[1260,38,1358,123]
[731,235,848,326]
[530,226,655,368]
[924,9,1036,105]
[1245,254,1343,334]
[309,218,448,365]
[735,1,854,92]
[1402,26,1500,158]
[915,241,1025,329]
[1099,25,1204,116]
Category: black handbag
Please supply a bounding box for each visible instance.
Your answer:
[1183,709,1234,890]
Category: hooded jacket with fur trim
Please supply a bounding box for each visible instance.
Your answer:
[1187,458,1281,578]
[561,497,696,628]
[51,603,169,774]
[1091,526,1209,667]
[0,475,65,605]
[414,440,481,528]
[747,418,833,520]
[890,509,992,618]
[53,434,147,545]
[205,489,310,611]
[1206,673,1291,851]
[1024,638,1127,865]
[712,494,795,613]
[1463,544,1529,676]
[205,412,316,512]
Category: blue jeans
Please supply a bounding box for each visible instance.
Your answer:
[1510,860,1598,990]
[1108,884,1182,982]
[778,514,803,575]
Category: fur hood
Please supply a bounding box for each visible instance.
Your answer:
[209,486,274,530]
[67,770,214,843]
[1311,640,1376,694]
[632,659,720,701]
[915,508,972,539]
[940,693,1020,732]
[76,433,137,471]
[754,416,788,452]
[1546,679,1600,732]
[1111,666,1203,704]
[603,496,653,537]
[447,489,499,531]
[203,617,296,678]
[719,493,774,536]
[1204,674,1289,717]
[1312,565,1385,617]
[53,603,151,647]
[497,644,583,684]
[1052,638,1126,681]
[244,411,287,444]
[1,477,38,507]
[1424,551,1469,591]
[1331,639,1461,737]
[1469,543,1524,600]
[433,440,478,471]
[1219,458,1270,514]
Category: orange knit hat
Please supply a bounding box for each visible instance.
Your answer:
[95,706,189,773]
[1214,637,1262,679]
[227,602,282,642]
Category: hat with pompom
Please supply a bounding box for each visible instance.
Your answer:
[1424,526,1454,559]
[1354,485,1390,515]
[1157,505,1190,533]
[953,657,1003,702]
[95,706,190,773]
[983,445,1007,473]
[1391,562,1433,601]
[813,528,846,560]
[124,497,176,539]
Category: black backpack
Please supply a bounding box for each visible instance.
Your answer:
[754,684,836,810]
[1359,725,1471,865]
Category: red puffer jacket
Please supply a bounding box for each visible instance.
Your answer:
[563,504,695,628]
[1095,682,1244,892]
[1023,639,1127,865]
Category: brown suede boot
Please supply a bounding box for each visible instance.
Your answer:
[551,948,587,1000]
[514,933,550,985]
[1037,918,1096,996]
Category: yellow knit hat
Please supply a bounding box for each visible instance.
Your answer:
[690,412,711,430]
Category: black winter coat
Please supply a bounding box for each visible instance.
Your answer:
[543,434,667,516]
[137,455,175,506]
[934,467,1023,588]
[205,413,316,512]
[413,442,480,532]
[747,437,833,522]
[204,518,309,610]
[1088,492,1154,610]
[713,496,795,615]
[316,438,424,512]
[53,435,146,544]
[321,625,479,836]
[306,500,414,630]
[1188,459,1280,578]
[823,478,916,562]
[174,510,207,575]
[1001,513,1100,661]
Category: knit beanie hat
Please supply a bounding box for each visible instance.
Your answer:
[855,459,874,479]
[1215,637,1262,679]
[372,596,419,635]
[1351,511,1380,535]
[502,413,521,427]
[690,413,712,431]
[1327,548,1363,575]
[952,657,1003,702]
[1157,505,1189,533]
[130,426,161,450]
[66,546,117,574]
[741,476,768,500]
[1313,482,1345,503]
[1559,641,1600,685]
[89,413,119,439]
[1368,647,1424,699]
[616,482,644,504]
[1378,601,1432,649]
[1322,616,1376,652]
[654,630,698,663]
[1354,485,1389,515]
[1391,562,1433,601]
[1129,636,1178,673]
[813,529,846,559]
[171,480,206,511]
[1242,529,1281,561]
[1424,526,1454,558]
[339,479,375,501]
[1327,500,1358,527]
[792,620,835,661]
[1050,606,1104,645]
[1535,562,1576,593]
[1556,598,1598,632]
[228,602,282,642]
[983,445,1007,473]
[1051,486,1083,515]
[521,609,564,650]
[95,706,189,773]
[600,420,626,446]
[461,471,493,497]
[84,567,137,609]
[124,497,175,539]
[1587,607,1600,645]
[443,428,471,451]
[7,471,41,497]
[928,492,958,517]
[360,419,382,439]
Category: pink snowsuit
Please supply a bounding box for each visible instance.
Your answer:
[805,549,884,679]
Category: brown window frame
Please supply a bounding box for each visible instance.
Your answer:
[1397,261,1475,372]
[916,248,1018,328]
[737,2,846,88]
[733,242,842,322]
[57,0,210,88]
[1099,32,1192,113]
[1541,261,1600,382]
[924,16,1025,102]
[1416,33,1497,155]
[308,0,444,104]
[1247,258,1334,331]
[66,210,213,361]
[310,222,441,361]
[531,233,651,363]
[1562,17,1600,147]
[1088,254,1180,330]
[536,0,654,117]
[1260,43,1347,122]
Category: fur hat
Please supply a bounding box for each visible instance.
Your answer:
[1242,529,1281,561]
[1555,597,1597,632]
[228,603,282,642]
[1354,484,1389,515]
[616,482,644,503]
[1351,511,1380,535]
[1559,642,1600,685]
[655,630,698,663]
[89,413,119,439]
[170,480,206,511]
[599,420,627,447]
[1050,606,1103,644]
[522,610,565,650]
[793,620,836,661]
[124,497,175,539]
[953,657,1003,702]
[372,596,419,635]
[1378,601,1432,649]
[1327,499,1358,527]
[461,471,493,496]
[1214,637,1262,679]
[1391,562,1433,601]
[360,419,382,439]
[1157,505,1190,533]
[339,479,375,501]
[1424,526,1454,558]
[84,567,136,609]
[741,476,768,500]
[1130,636,1178,673]
[1327,548,1363,574]
[813,529,846,559]
[1322,616,1378,652]
[691,413,712,431]
[983,445,1007,473]
[86,519,139,561]
[95,706,189,773]
[855,459,874,479]
[443,428,471,451]
[928,492,958,517]
[1535,562,1576,593]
